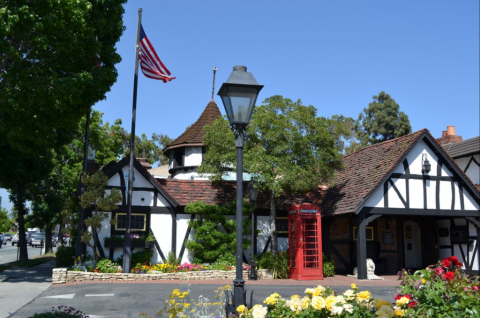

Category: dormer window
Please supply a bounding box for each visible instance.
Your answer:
[173,148,185,168]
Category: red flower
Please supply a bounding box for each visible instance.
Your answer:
[472,286,479,291]
[408,301,417,308]
[442,259,451,267]
[454,261,463,267]
[445,272,455,281]
[447,256,458,263]
[395,294,411,301]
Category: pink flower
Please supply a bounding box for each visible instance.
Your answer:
[472,286,479,291]
[434,267,445,275]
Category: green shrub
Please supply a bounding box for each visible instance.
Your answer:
[257,251,289,279]
[322,253,336,277]
[28,305,89,317]
[116,249,153,270]
[166,251,181,266]
[209,252,236,270]
[55,246,75,268]
[95,258,121,273]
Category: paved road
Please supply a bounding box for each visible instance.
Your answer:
[0,244,56,265]
[11,280,399,318]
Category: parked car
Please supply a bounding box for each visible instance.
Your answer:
[52,234,58,246]
[31,234,45,247]
[11,235,19,246]
[4,233,13,241]
[0,234,5,247]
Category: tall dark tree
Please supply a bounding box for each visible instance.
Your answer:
[357,91,412,145]
[0,0,126,260]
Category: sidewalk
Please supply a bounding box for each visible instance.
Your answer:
[0,260,55,318]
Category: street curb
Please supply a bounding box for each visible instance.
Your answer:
[0,274,10,282]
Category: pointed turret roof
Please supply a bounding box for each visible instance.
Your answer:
[163,100,222,153]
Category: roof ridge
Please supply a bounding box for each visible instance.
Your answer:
[164,100,222,152]
[343,129,426,159]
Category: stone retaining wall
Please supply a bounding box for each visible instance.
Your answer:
[52,268,273,284]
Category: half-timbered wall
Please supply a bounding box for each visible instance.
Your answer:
[360,140,479,271]
[455,155,480,185]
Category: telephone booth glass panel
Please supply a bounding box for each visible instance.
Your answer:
[288,203,323,280]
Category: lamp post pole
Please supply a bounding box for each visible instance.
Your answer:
[234,127,246,306]
[217,65,263,311]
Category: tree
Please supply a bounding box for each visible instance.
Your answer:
[184,200,251,263]
[80,171,121,260]
[199,95,343,253]
[0,207,12,233]
[357,91,412,145]
[120,132,173,166]
[329,115,363,155]
[0,0,126,260]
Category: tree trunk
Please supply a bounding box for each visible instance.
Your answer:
[11,188,29,261]
[44,226,53,254]
[269,191,278,255]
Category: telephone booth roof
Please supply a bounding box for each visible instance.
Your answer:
[288,203,321,215]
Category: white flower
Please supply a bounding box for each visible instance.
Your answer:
[251,304,267,318]
[343,303,354,314]
[331,304,344,315]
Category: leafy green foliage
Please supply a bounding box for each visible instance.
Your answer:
[199,96,343,253]
[257,251,289,279]
[184,200,251,263]
[55,246,76,268]
[399,256,480,317]
[80,171,122,260]
[357,91,412,145]
[0,0,126,261]
[0,207,12,232]
[95,258,121,273]
[27,306,90,318]
[116,249,153,270]
[166,251,182,266]
[322,253,336,277]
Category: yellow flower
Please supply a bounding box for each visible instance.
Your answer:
[351,283,357,289]
[376,305,394,318]
[357,291,371,303]
[393,308,405,317]
[314,285,326,296]
[373,298,391,310]
[325,295,336,310]
[311,296,326,310]
[421,278,426,284]
[237,305,247,314]
[291,294,301,299]
[395,297,410,306]
[305,288,315,295]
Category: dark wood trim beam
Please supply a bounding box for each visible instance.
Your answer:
[361,207,479,217]
[356,210,368,279]
[391,173,458,182]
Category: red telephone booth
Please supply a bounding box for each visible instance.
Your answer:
[288,203,323,280]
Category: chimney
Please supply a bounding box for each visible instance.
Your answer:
[436,125,463,146]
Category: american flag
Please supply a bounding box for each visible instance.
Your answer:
[139,25,176,82]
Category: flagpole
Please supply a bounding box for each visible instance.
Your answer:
[123,8,142,273]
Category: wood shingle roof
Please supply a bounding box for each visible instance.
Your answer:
[163,101,222,153]
[320,130,426,216]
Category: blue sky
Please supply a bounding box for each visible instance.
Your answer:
[1,0,478,212]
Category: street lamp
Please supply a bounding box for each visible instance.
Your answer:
[218,65,263,310]
[247,181,258,280]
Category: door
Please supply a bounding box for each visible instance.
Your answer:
[404,221,422,269]
[421,221,438,267]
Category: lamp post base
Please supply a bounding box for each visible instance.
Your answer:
[233,278,246,308]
